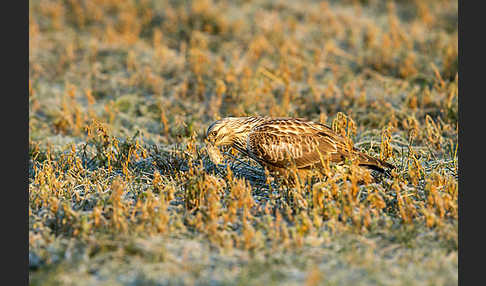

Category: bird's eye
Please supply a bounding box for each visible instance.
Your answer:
[210,131,217,137]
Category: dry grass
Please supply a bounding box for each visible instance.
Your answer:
[29,0,457,285]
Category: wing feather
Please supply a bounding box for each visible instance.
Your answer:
[247,118,351,169]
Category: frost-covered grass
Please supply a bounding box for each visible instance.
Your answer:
[29,0,457,284]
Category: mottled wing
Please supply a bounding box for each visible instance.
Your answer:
[247,119,351,169]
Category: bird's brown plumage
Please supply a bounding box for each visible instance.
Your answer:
[205,116,394,175]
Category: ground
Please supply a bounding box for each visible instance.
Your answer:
[29,0,458,285]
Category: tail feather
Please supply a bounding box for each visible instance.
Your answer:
[356,152,395,173]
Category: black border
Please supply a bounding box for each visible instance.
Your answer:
[8,0,29,284]
[459,0,480,285]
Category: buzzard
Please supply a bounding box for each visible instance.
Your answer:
[205,116,394,179]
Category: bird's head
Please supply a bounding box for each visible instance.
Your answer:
[205,117,262,146]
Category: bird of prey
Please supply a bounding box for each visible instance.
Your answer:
[205,116,394,180]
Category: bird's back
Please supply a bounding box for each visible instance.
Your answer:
[245,117,393,172]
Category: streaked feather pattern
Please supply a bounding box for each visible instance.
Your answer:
[205,116,394,174]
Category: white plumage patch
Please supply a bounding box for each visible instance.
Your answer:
[206,145,224,165]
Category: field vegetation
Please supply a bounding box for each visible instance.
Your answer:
[29,0,458,284]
